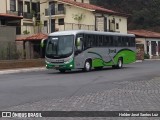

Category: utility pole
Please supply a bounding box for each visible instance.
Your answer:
[48,4,52,33]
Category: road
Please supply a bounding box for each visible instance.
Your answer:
[0,60,160,113]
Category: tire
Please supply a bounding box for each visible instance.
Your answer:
[116,58,123,69]
[59,69,66,73]
[83,60,92,72]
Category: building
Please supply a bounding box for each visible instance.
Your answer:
[0,0,40,35]
[40,0,128,34]
[128,30,160,59]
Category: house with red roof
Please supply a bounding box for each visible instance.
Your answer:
[40,0,128,34]
[0,0,40,35]
[128,30,160,59]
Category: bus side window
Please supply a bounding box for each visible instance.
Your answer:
[126,37,129,47]
[110,36,114,47]
[92,35,97,47]
[99,36,103,46]
[114,36,118,47]
[131,37,136,47]
[104,36,109,46]
[122,37,126,47]
[84,34,88,49]
[84,35,92,49]
[118,36,122,47]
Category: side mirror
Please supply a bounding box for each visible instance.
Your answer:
[76,37,83,50]
[41,38,47,48]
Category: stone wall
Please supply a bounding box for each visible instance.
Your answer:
[0,59,45,69]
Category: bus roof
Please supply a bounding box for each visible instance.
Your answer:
[49,30,135,37]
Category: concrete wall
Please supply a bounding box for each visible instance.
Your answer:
[0,26,17,60]
[108,15,127,34]
[64,5,95,25]
[0,26,16,42]
[0,0,7,13]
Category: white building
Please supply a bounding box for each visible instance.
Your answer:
[129,30,160,59]
[40,0,128,34]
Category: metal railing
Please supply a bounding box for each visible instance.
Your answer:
[15,23,95,35]
[23,12,33,19]
[7,10,33,19]
[45,9,65,16]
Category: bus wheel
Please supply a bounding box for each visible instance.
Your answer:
[116,58,123,69]
[83,60,91,72]
[59,69,66,73]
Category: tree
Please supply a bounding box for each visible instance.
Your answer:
[72,13,85,29]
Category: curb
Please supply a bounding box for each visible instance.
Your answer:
[144,59,160,61]
[0,67,46,75]
[135,60,143,63]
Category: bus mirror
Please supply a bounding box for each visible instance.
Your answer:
[41,38,47,48]
[76,38,81,47]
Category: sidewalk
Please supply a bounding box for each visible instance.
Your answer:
[0,67,46,75]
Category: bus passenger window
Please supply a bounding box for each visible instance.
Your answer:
[76,37,83,51]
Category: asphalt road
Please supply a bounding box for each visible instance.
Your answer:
[0,60,160,112]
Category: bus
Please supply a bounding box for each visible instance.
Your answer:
[43,30,136,73]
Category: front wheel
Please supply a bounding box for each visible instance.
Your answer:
[83,61,92,72]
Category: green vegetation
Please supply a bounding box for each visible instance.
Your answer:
[90,0,160,31]
[144,53,150,59]
[23,30,30,34]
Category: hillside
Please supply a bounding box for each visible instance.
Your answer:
[90,0,160,31]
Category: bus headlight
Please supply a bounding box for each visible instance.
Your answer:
[70,64,73,67]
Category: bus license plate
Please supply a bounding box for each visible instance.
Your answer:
[54,65,59,68]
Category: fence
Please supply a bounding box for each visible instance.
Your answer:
[0,41,20,60]
[16,23,95,35]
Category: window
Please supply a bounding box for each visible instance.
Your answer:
[58,19,64,25]
[10,0,16,11]
[58,4,64,11]
[116,23,119,29]
[25,2,30,13]
[44,21,48,33]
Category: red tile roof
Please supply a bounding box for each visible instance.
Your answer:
[59,0,129,17]
[0,13,23,19]
[128,30,160,38]
[16,33,48,41]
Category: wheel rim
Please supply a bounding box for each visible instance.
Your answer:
[85,62,90,71]
[118,60,122,68]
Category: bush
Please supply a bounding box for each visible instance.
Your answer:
[144,53,149,59]
[23,30,30,34]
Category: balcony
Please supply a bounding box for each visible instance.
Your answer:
[7,10,18,16]
[45,9,65,16]
[23,12,33,19]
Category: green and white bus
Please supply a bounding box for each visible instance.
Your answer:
[44,30,136,73]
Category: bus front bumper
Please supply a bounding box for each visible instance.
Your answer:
[46,61,74,70]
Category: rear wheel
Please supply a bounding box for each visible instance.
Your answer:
[116,58,123,69]
[59,69,66,73]
[83,60,92,72]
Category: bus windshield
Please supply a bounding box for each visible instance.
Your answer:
[46,35,74,58]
